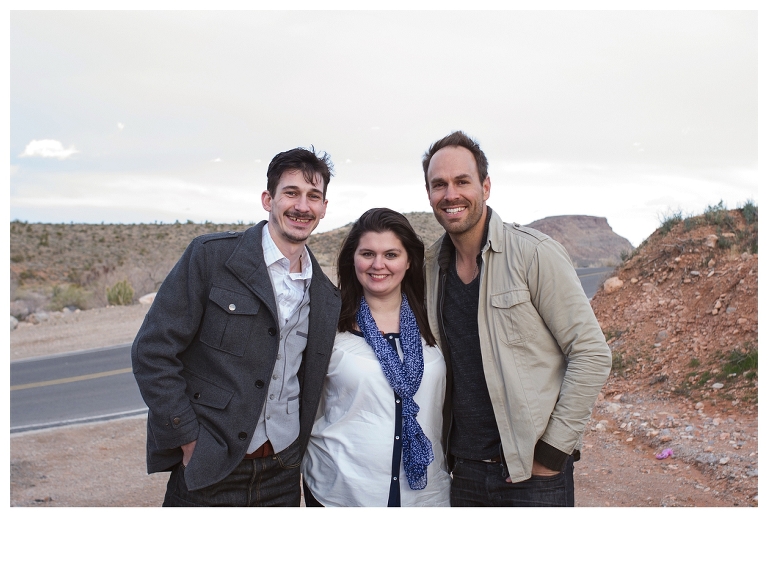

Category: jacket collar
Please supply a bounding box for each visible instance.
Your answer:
[225,221,337,321]
[225,221,278,320]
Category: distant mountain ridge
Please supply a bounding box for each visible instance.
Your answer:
[525,215,633,268]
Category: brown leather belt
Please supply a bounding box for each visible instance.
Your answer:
[244,441,274,459]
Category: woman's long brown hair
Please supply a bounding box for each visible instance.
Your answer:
[336,208,436,346]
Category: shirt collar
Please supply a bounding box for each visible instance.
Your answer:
[261,223,313,280]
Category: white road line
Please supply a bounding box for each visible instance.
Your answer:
[10,408,149,434]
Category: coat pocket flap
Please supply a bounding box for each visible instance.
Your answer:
[184,370,234,410]
[208,286,261,315]
[491,288,531,309]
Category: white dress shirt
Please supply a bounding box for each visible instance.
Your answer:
[302,331,451,506]
[261,223,312,327]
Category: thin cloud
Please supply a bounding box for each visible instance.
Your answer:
[20,139,79,160]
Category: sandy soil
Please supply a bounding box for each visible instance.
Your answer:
[9,304,757,507]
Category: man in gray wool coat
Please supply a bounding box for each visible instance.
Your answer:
[132,147,341,506]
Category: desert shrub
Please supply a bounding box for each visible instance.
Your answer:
[741,200,758,224]
[702,200,735,230]
[106,279,135,306]
[683,216,701,231]
[611,351,624,371]
[658,210,682,235]
[717,234,734,249]
[722,347,757,377]
[50,284,90,311]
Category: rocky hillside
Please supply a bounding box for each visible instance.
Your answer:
[526,215,633,267]
[589,202,757,505]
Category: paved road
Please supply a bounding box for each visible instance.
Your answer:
[10,344,144,432]
[10,267,615,432]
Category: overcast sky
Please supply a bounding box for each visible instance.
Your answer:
[9,10,757,246]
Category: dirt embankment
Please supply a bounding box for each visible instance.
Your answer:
[588,207,758,506]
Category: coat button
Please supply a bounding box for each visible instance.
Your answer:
[268,327,277,336]
[255,380,265,388]
[238,432,247,440]
[172,417,181,425]
[193,392,200,399]
[228,303,236,311]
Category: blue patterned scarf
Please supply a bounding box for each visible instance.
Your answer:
[356,294,434,490]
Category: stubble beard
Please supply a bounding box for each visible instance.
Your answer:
[274,213,317,245]
[435,202,484,237]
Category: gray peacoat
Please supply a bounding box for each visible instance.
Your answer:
[131,221,341,491]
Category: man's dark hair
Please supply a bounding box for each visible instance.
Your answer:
[336,208,436,347]
[266,146,334,198]
[421,131,489,187]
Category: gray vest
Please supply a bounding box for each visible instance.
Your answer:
[248,285,311,454]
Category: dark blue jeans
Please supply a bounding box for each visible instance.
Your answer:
[163,440,303,507]
[450,456,575,507]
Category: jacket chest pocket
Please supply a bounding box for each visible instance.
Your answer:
[199,286,261,356]
[490,288,539,345]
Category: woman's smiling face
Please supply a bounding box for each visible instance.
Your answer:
[354,230,410,301]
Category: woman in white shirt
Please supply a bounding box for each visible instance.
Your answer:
[302,208,450,506]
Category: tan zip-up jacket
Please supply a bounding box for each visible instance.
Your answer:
[425,210,611,482]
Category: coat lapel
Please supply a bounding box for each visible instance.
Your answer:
[224,221,279,323]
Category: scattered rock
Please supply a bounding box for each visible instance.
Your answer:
[10,316,19,330]
[603,277,624,294]
[10,300,30,321]
[138,293,157,306]
[27,312,50,324]
[712,383,724,389]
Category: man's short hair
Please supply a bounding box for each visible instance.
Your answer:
[266,147,334,198]
[421,131,489,187]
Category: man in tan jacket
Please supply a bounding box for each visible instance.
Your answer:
[422,131,611,506]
